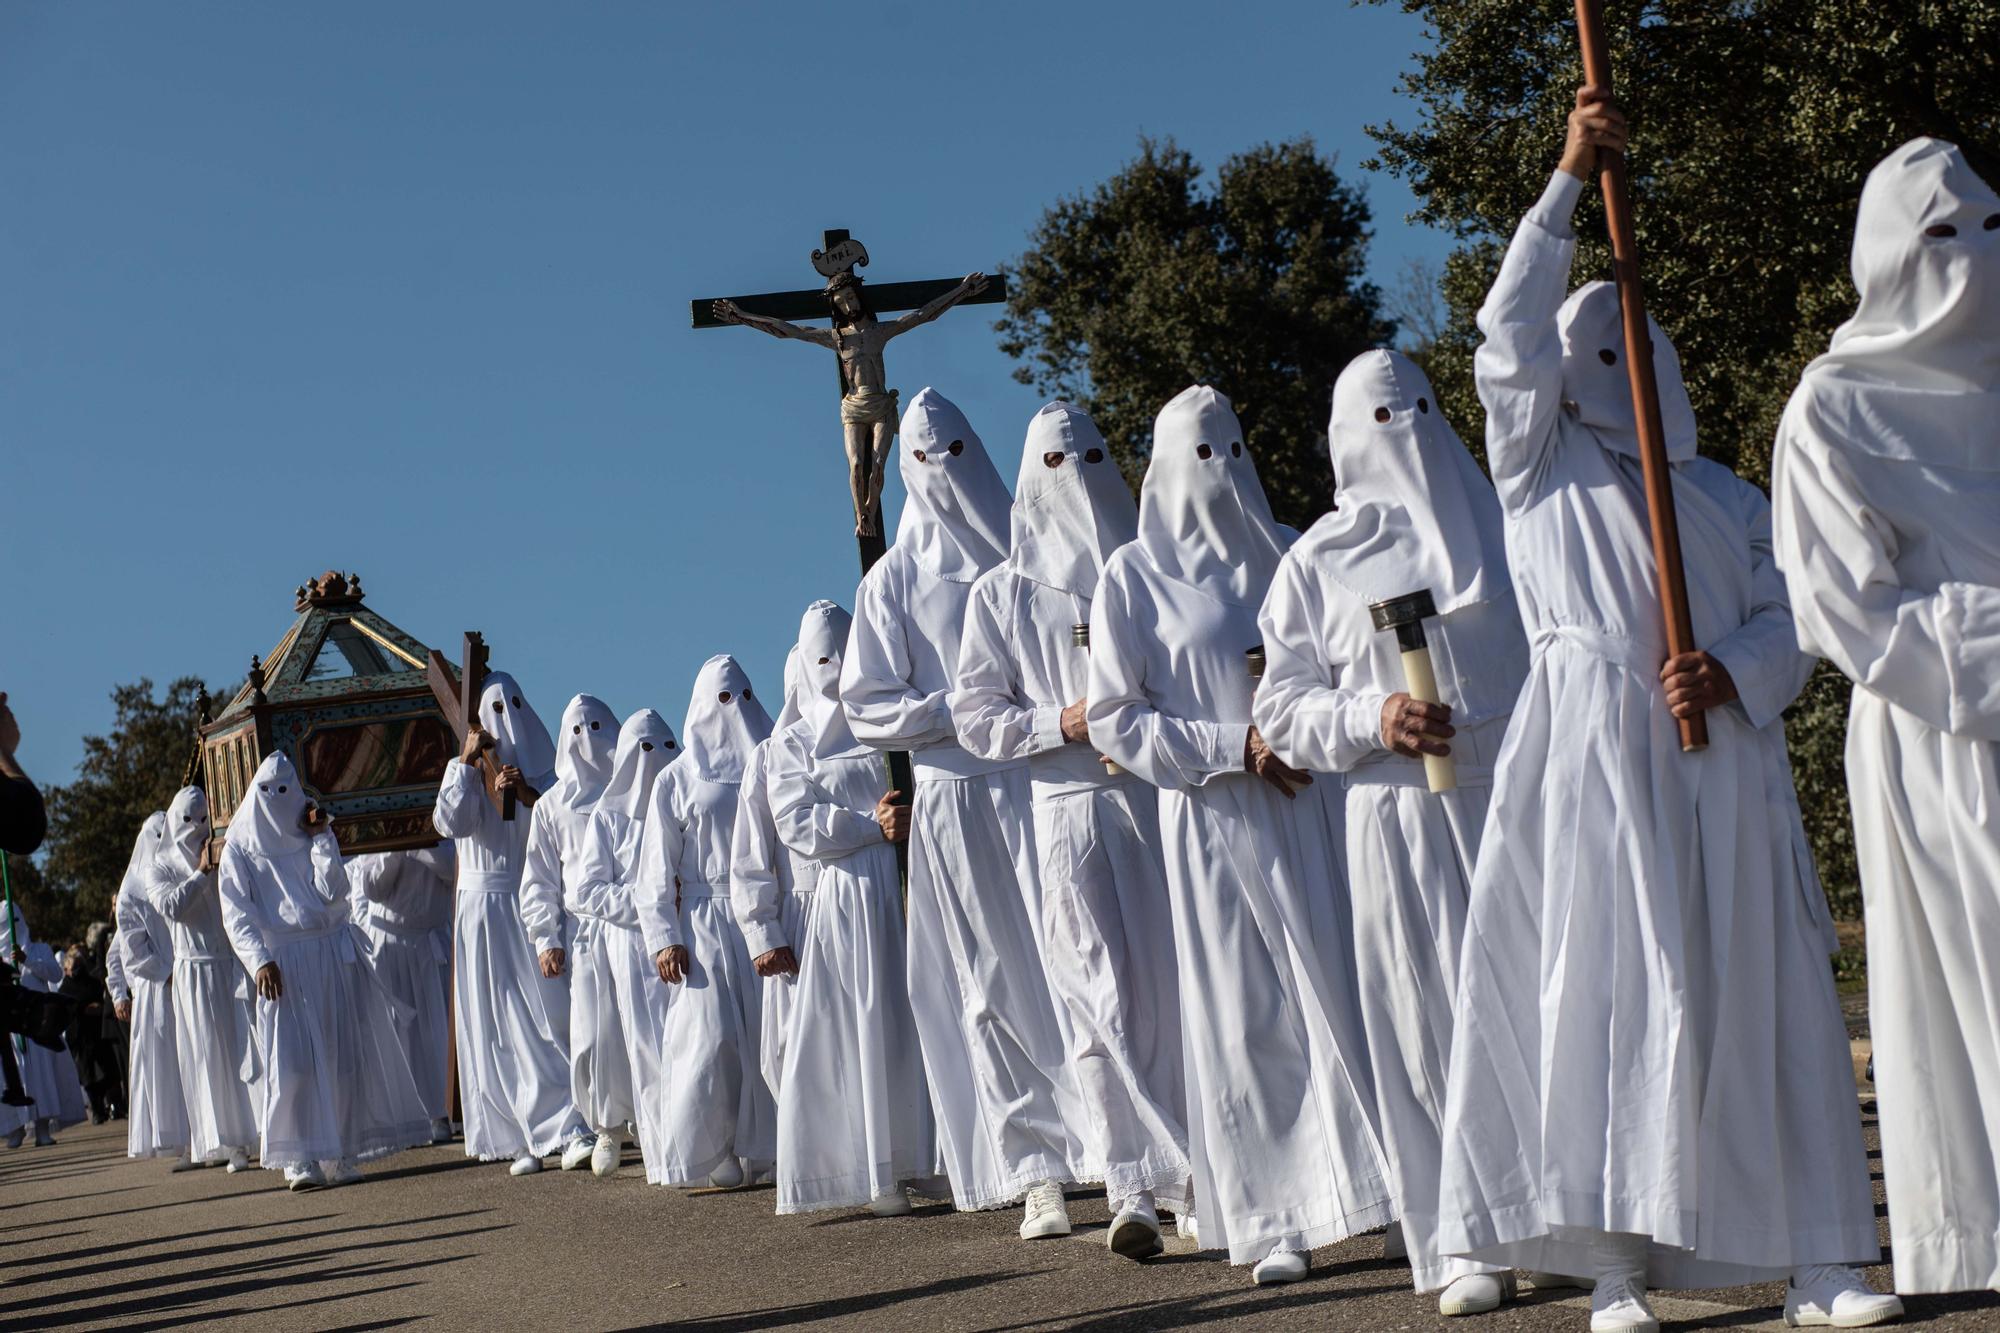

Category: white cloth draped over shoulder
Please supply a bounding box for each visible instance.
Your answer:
[1435,170,1876,1286]
[219,753,429,1170]
[842,387,1095,1209]
[767,600,938,1212]
[520,692,634,1138]
[1255,350,1528,1290]
[1772,138,2000,1293]
[1088,383,1390,1266]
[637,656,776,1184]
[431,672,582,1160]
[348,843,456,1123]
[116,814,189,1160]
[569,708,679,1153]
[953,399,1191,1213]
[146,786,260,1161]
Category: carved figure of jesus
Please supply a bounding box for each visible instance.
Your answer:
[711,270,990,536]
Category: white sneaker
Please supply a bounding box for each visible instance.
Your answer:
[429,1118,454,1145]
[1108,1196,1164,1260]
[509,1152,544,1176]
[560,1135,595,1171]
[1590,1271,1659,1332]
[285,1163,326,1192]
[1019,1181,1071,1240]
[1785,1264,1905,1327]
[226,1148,250,1174]
[1439,1271,1517,1316]
[709,1156,746,1189]
[325,1158,363,1187]
[591,1134,620,1177]
[867,1188,913,1217]
[1383,1219,1407,1260]
[1176,1211,1200,1246]
[1252,1249,1309,1285]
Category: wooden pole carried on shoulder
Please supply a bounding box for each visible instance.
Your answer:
[1573,0,1707,752]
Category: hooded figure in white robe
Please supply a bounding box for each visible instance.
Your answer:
[1254,350,1529,1306]
[144,787,260,1168]
[569,707,681,1174]
[218,753,430,1184]
[347,842,456,1139]
[1,902,89,1146]
[116,813,191,1163]
[432,671,585,1169]
[1435,161,1887,1316]
[640,656,778,1186]
[766,599,939,1214]
[1772,138,2000,1295]
[521,692,635,1169]
[842,387,1093,1225]
[953,400,1192,1253]
[730,648,813,1100]
[1087,384,1390,1279]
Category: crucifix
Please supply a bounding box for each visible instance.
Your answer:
[691,230,1007,571]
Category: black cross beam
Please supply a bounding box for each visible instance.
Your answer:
[689,229,1008,328]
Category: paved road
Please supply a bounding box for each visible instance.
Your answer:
[6,1102,2000,1332]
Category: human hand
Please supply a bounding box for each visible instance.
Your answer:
[875,792,911,844]
[753,947,800,978]
[1244,726,1313,799]
[1560,85,1628,180]
[299,804,331,834]
[114,999,132,1022]
[197,841,220,876]
[655,945,689,985]
[1659,651,1738,719]
[255,963,283,1001]
[712,298,744,324]
[461,726,492,765]
[1059,700,1089,745]
[1381,693,1456,758]
[960,271,989,298]
[538,947,566,979]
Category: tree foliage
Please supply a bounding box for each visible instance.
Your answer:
[1364,0,1998,914]
[31,677,215,943]
[996,138,1392,530]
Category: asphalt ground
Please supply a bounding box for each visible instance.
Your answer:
[6,1091,2000,1332]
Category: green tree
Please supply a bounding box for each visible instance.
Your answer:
[35,677,215,941]
[1363,0,1998,915]
[996,137,1393,530]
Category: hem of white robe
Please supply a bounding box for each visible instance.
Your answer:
[947,1163,1103,1213]
[465,1121,585,1162]
[1440,1195,1883,1288]
[1887,1224,2000,1294]
[775,1166,952,1215]
[258,1121,430,1172]
[1102,1154,1194,1214]
[1220,1193,1397,1267]
[127,1143,189,1161]
[646,1147,778,1189]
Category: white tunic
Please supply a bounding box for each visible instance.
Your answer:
[1436,171,1878,1286]
[117,823,190,1161]
[348,846,454,1124]
[1771,138,2000,1294]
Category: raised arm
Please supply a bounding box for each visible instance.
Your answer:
[884,272,990,340]
[1085,564,1246,791]
[951,578,1066,765]
[710,300,837,349]
[841,567,957,751]
[432,758,489,840]
[148,858,214,924]
[1253,556,1390,774]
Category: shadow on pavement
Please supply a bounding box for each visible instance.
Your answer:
[610,1270,1033,1331]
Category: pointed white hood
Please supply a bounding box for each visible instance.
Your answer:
[1555,281,1699,464]
[895,387,1012,583]
[117,813,167,907]
[553,693,619,807]
[775,647,805,732]
[158,785,211,879]
[476,671,557,785]
[1008,400,1137,596]
[599,709,679,821]
[1136,385,1292,606]
[227,752,313,860]
[682,654,774,784]
[797,600,861,760]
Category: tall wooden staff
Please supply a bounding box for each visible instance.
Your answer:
[1574,0,1708,751]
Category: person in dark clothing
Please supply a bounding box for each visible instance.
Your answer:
[58,945,117,1123]
[0,693,45,857]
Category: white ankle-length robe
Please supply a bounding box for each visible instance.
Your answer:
[116,820,190,1161]
[1436,170,1878,1287]
[433,755,583,1160]
[1255,354,1530,1291]
[842,388,1092,1209]
[348,846,454,1124]
[1771,138,2000,1294]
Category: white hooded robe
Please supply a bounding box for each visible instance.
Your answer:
[117,814,190,1160]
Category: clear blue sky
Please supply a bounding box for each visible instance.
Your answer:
[1,0,1454,792]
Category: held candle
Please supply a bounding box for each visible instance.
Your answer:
[1071,623,1121,777]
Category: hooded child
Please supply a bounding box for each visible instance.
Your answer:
[952,400,1192,1258]
[1432,90,1898,1332]
[431,671,589,1174]
[520,692,633,1174]
[347,841,458,1144]
[568,707,682,1178]
[116,813,192,1166]
[1771,137,2000,1296]
[1086,384,1390,1285]
[766,599,938,1215]
[144,786,260,1170]
[640,656,779,1188]
[218,753,431,1189]
[1253,350,1530,1313]
[840,387,1094,1234]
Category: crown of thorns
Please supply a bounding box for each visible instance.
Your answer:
[823,271,862,296]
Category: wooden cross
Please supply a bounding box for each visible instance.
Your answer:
[424,630,515,819]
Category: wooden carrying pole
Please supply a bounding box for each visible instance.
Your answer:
[1574,0,1707,751]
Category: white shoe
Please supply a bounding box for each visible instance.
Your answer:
[1590,1271,1659,1332]
[429,1118,454,1145]
[1176,1211,1200,1246]
[560,1136,595,1171]
[509,1152,544,1176]
[1252,1249,1309,1285]
[1383,1219,1407,1260]
[324,1158,363,1187]
[1439,1271,1517,1316]
[708,1156,745,1189]
[591,1134,621,1177]
[170,1154,199,1173]
[1019,1181,1071,1240]
[867,1189,913,1217]
[226,1148,250,1174]
[1785,1264,1905,1327]
[1108,1197,1164,1260]
[34,1120,56,1147]
[285,1163,326,1192]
